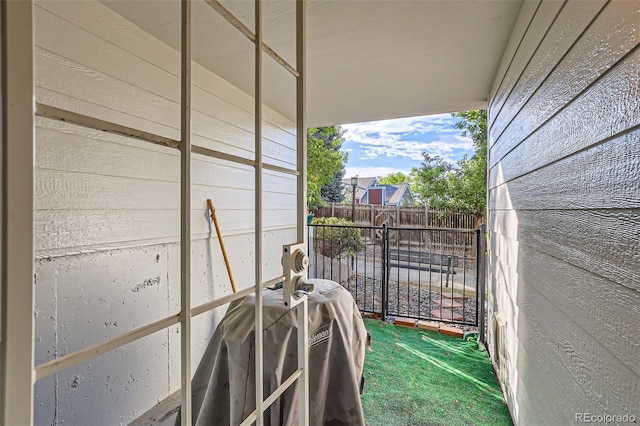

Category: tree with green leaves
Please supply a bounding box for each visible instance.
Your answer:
[449,110,487,217]
[410,110,487,217]
[413,154,454,209]
[453,110,487,158]
[307,126,348,211]
[379,171,408,185]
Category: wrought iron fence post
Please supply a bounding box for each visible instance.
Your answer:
[381,223,388,321]
[477,223,487,343]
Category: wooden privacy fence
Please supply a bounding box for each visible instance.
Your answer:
[314,203,481,230]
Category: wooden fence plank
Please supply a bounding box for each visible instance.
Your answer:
[314,203,480,230]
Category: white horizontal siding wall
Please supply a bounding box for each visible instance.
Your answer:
[487,1,640,424]
[32,1,297,424]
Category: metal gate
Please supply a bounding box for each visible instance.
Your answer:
[308,223,486,328]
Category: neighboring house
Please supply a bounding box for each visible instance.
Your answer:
[342,177,414,206]
[2,1,638,425]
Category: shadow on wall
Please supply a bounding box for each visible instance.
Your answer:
[487,162,520,423]
[32,238,240,425]
[33,246,177,425]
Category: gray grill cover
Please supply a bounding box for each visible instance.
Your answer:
[187,279,367,426]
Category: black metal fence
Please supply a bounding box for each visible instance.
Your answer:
[308,223,485,327]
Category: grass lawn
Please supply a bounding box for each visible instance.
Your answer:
[361,319,513,426]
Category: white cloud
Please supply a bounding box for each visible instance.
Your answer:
[345,166,411,179]
[341,114,472,163]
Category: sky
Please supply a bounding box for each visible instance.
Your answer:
[341,113,474,179]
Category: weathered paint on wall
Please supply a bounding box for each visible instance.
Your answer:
[32,1,297,424]
[487,1,640,424]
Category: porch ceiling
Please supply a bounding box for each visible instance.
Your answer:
[99,0,523,126]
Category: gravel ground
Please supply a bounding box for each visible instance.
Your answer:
[341,274,479,330]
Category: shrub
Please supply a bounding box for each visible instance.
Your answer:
[311,217,363,258]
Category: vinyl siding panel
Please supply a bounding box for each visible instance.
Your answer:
[490,0,640,159]
[489,0,608,141]
[490,44,640,180]
[489,129,640,210]
[487,1,640,424]
[34,2,297,255]
[488,0,564,129]
[32,1,298,424]
[488,0,541,112]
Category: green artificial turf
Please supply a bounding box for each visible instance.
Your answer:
[361,319,513,426]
